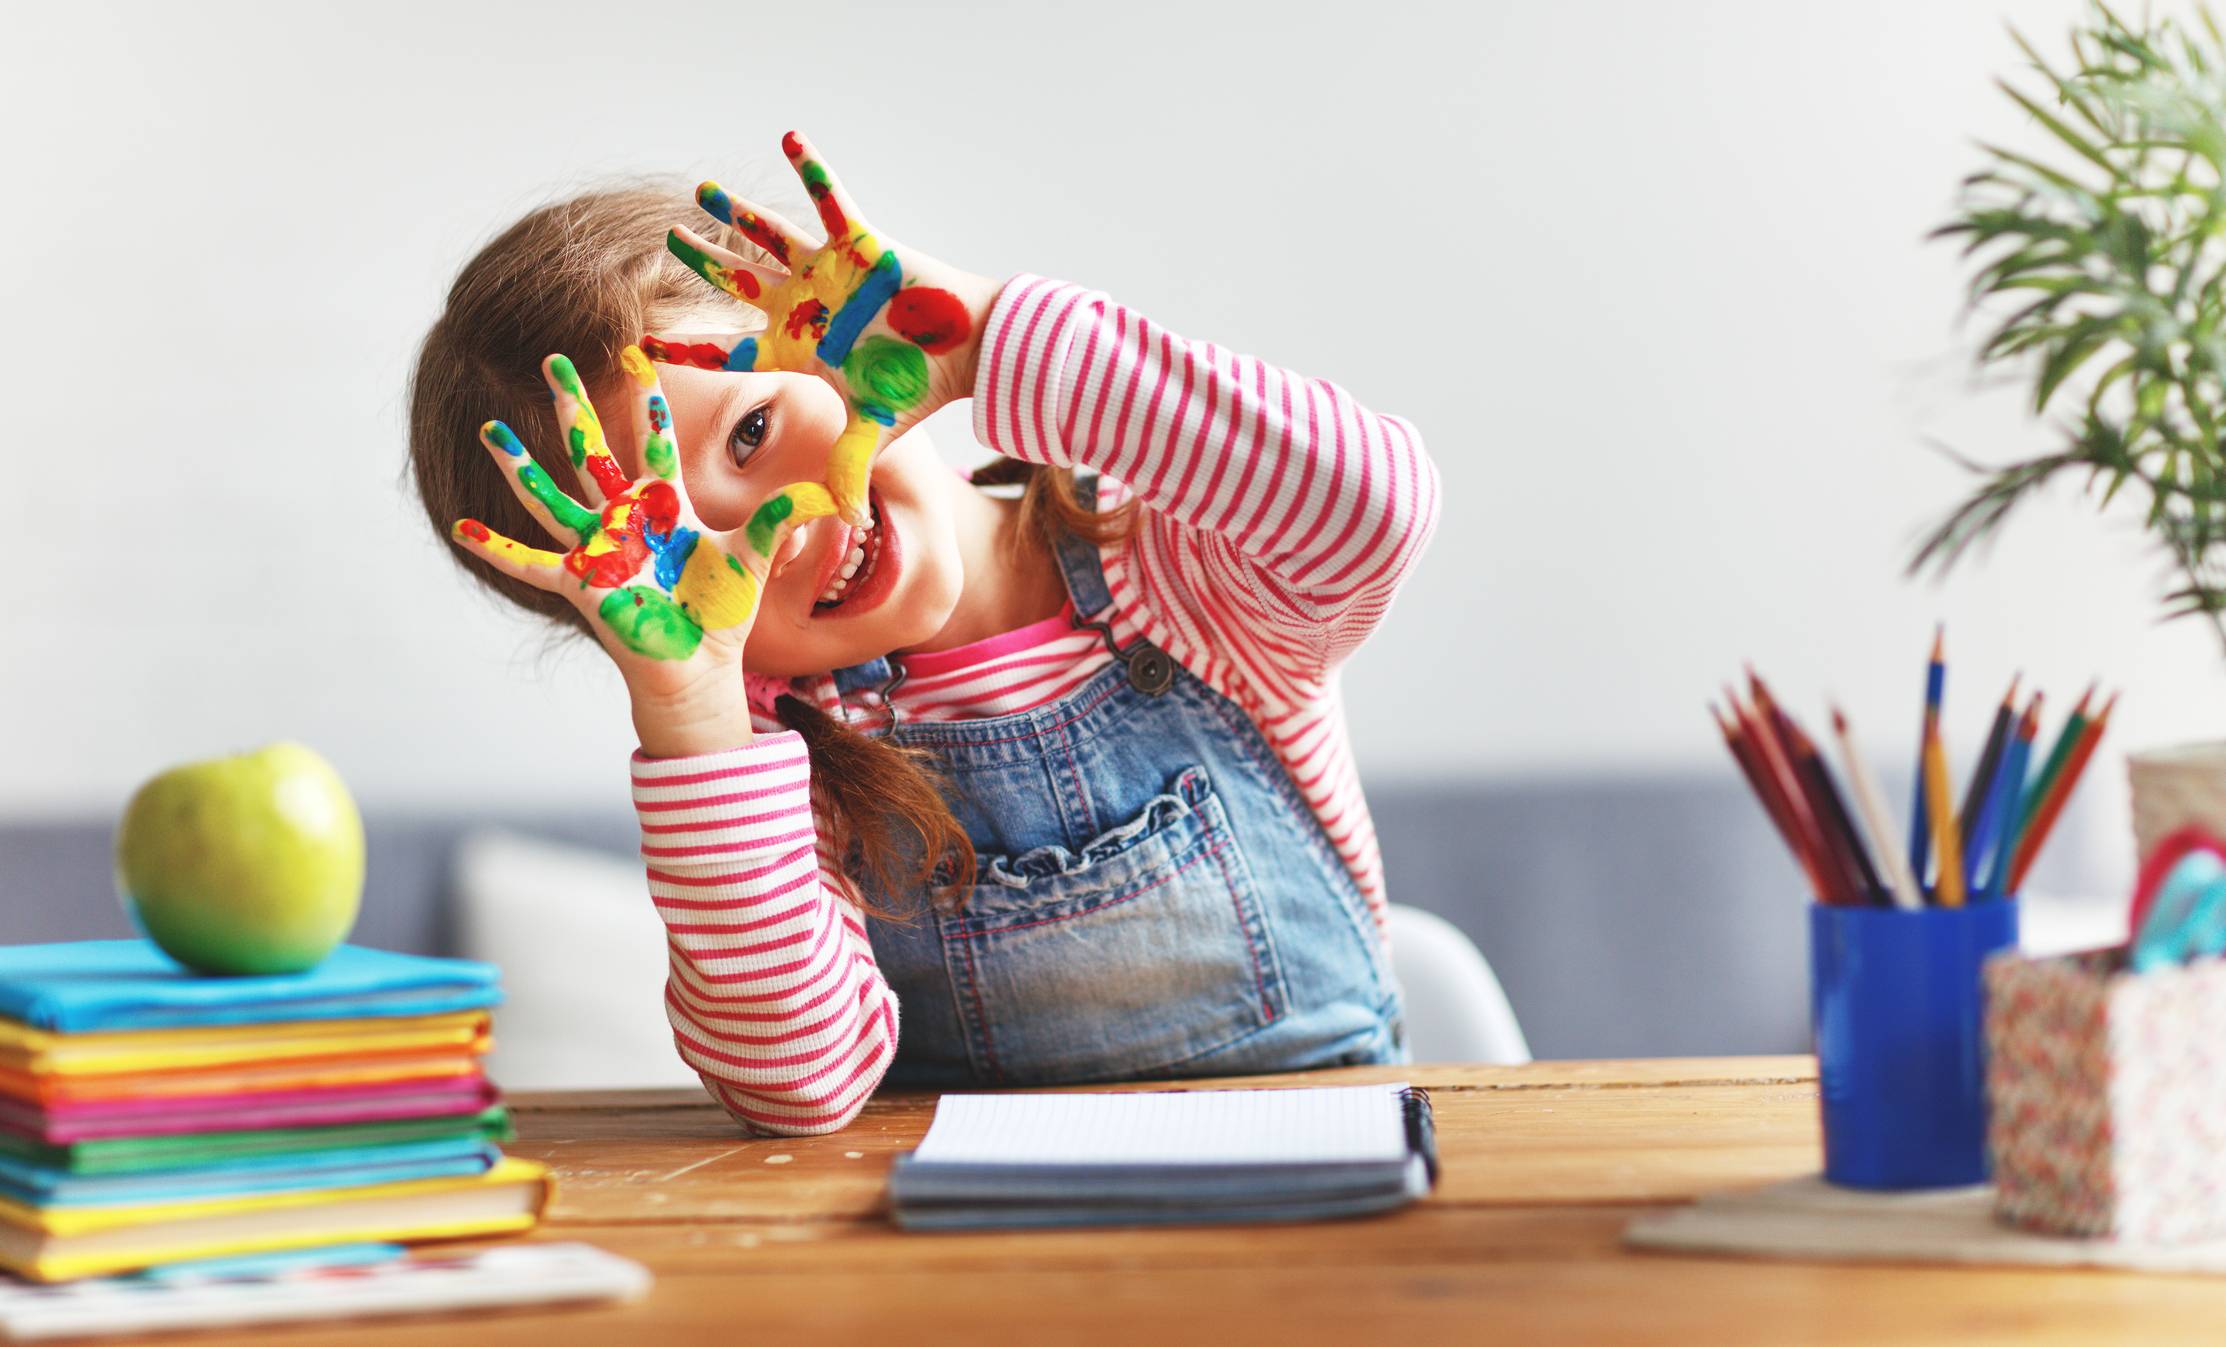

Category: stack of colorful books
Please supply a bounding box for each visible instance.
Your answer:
[0,941,549,1282]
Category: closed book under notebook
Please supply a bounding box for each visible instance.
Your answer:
[889,1083,1437,1231]
[0,943,500,1033]
[0,1157,550,1281]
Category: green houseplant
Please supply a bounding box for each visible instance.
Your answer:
[1923,2,2226,857]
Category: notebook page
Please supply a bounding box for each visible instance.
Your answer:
[910,1084,1411,1166]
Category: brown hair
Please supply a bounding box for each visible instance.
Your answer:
[407,183,1133,914]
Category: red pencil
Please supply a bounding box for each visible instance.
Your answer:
[2008,690,2117,894]
[1751,675,1855,905]
[1714,702,1827,901]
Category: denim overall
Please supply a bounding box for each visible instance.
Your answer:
[833,480,1406,1089]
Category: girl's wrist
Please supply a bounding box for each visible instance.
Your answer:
[945,270,1009,398]
[630,677,755,759]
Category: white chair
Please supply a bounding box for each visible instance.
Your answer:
[1386,904,1532,1064]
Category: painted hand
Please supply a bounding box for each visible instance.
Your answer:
[647,130,999,527]
[451,347,835,671]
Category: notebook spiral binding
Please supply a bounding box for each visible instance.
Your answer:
[1399,1087,1440,1185]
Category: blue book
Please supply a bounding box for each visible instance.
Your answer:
[0,943,500,1032]
[0,1140,502,1208]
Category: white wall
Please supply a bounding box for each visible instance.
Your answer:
[4,0,2207,891]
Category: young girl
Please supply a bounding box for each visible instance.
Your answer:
[410,132,1440,1136]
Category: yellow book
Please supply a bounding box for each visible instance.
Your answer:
[0,1158,550,1282]
[0,1013,492,1077]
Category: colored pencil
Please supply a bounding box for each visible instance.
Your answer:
[1727,693,1834,902]
[1925,714,1965,907]
[1964,702,2026,901]
[1958,674,2021,860]
[2008,690,2116,895]
[1713,703,1826,902]
[1909,627,1946,894]
[1788,718,1883,903]
[1753,675,1856,906]
[2017,683,2094,846]
[1833,707,1926,911]
[1983,693,2044,899]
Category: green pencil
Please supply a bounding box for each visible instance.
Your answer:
[2017,683,2094,839]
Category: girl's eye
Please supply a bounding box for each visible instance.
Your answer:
[727,405,771,469]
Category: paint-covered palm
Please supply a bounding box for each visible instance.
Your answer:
[649,130,1002,527]
[451,347,834,683]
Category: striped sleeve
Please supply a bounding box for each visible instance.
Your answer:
[971,274,1442,697]
[630,731,898,1136]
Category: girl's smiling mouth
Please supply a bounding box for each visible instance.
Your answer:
[810,487,897,618]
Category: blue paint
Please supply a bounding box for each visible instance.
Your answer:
[696,182,736,225]
[651,525,700,592]
[857,400,896,427]
[816,250,902,367]
[484,421,528,457]
[726,337,759,373]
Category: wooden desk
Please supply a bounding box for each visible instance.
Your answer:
[242,1059,2226,1346]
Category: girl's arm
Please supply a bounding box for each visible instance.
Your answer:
[632,734,898,1136]
[974,277,1442,696]
[449,346,898,1138]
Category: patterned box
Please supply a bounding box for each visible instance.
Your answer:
[1985,947,2226,1241]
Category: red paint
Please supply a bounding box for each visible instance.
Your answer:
[458,519,490,542]
[729,267,761,300]
[784,298,829,341]
[737,213,791,266]
[782,130,803,159]
[641,336,733,370]
[584,447,631,502]
[886,287,973,355]
[637,480,682,534]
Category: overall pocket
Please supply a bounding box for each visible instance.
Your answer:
[937,765,1287,1084]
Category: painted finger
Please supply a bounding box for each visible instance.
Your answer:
[825,412,888,529]
[641,330,762,375]
[694,181,813,268]
[618,346,679,482]
[481,420,600,544]
[670,483,838,637]
[542,355,632,504]
[781,130,867,244]
[668,226,783,306]
[451,518,564,590]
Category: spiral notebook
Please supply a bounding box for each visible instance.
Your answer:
[889,1082,1437,1230]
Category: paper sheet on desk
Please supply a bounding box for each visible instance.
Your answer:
[1626,1176,2226,1273]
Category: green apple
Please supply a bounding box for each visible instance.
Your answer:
[115,742,365,976]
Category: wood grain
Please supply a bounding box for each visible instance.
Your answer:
[100,1059,2226,1347]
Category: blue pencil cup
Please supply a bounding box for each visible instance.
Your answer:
[1809,900,2020,1190]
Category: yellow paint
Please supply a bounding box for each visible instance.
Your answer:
[827,417,882,524]
[674,543,761,632]
[619,345,659,388]
[757,232,886,372]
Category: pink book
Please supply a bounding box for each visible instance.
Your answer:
[0,1079,498,1143]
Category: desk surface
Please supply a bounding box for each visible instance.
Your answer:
[201,1058,2226,1347]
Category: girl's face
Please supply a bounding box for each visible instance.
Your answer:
[599,359,966,679]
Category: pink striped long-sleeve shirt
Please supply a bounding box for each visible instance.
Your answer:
[632,275,1440,1135]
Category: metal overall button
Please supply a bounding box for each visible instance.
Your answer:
[1124,644,1175,696]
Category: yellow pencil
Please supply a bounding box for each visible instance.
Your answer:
[1924,720,1965,907]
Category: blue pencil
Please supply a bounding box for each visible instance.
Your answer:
[1909,627,1945,894]
[1966,708,2025,899]
[1983,695,2043,900]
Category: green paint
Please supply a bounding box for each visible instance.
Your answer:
[745,492,797,559]
[843,336,929,418]
[801,161,831,193]
[598,586,703,660]
[645,433,677,480]
[549,354,588,401]
[665,231,726,295]
[518,462,599,539]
